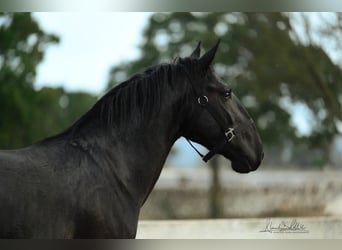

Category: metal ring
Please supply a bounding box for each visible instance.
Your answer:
[198,95,209,106]
[225,128,235,142]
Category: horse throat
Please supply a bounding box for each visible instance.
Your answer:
[119,99,185,206]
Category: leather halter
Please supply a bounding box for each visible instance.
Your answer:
[181,67,254,162]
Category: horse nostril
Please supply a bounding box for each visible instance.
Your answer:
[261,152,264,160]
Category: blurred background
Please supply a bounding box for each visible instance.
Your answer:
[1,12,342,220]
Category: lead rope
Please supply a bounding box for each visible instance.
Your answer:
[185,138,205,158]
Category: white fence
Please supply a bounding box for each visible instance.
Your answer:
[137,217,342,239]
[140,168,342,219]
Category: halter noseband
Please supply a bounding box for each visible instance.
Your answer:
[182,67,253,162]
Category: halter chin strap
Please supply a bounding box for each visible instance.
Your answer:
[186,95,254,162]
[185,94,237,162]
[181,67,253,162]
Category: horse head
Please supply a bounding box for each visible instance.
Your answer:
[180,41,264,173]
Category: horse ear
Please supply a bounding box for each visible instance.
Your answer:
[199,40,221,68]
[190,41,201,59]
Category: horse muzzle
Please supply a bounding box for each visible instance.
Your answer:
[231,151,264,174]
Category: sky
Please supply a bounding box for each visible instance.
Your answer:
[33,12,152,94]
[31,13,342,167]
[33,12,204,167]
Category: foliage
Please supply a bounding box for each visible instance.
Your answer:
[0,13,97,149]
[107,12,342,165]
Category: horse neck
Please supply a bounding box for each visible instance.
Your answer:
[114,89,188,206]
[70,82,189,206]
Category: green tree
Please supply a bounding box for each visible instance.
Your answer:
[0,13,97,149]
[29,87,97,143]
[0,13,59,148]
[107,12,342,217]
[289,13,342,164]
[107,12,342,165]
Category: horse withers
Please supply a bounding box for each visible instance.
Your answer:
[0,41,263,238]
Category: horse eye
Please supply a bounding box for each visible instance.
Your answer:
[224,89,232,99]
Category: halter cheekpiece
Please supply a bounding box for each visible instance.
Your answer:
[181,67,252,162]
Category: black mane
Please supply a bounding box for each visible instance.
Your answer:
[62,58,197,138]
[101,63,179,126]
[0,42,264,238]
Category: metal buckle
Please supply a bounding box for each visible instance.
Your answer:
[225,128,235,142]
[197,95,208,106]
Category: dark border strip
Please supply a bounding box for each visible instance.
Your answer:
[1,0,342,11]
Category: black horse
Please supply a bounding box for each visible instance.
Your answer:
[0,41,263,238]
